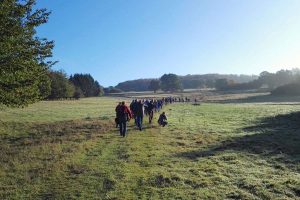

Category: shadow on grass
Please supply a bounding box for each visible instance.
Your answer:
[176,111,300,164]
[0,118,113,147]
[215,94,300,104]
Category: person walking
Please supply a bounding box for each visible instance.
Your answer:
[115,102,122,128]
[147,100,154,123]
[135,100,144,131]
[116,101,132,137]
[130,100,138,126]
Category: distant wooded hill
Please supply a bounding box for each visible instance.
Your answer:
[115,74,258,92]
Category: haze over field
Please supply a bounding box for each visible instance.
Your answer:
[36,0,300,86]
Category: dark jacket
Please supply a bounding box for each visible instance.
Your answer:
[136,102,144,117]
[158,113,167,123]
[116,105,132,122]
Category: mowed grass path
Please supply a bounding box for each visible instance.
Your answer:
[0,97,300,199]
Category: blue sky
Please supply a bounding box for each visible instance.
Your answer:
[36,0,300,87]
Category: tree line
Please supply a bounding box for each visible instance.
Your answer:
[148,74,182,93]
[114,69,300,94]
[47,71,104,100]
[0,0,104,107]
[215,69,300,95]
[106,74,183,94]
[0,0,181,105]
[1,0,299,108]
[115,74,257,92]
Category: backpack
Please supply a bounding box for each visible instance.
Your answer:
[117,105,129,121]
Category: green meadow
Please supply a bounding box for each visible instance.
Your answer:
[0,97,300,199]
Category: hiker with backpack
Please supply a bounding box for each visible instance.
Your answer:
[116,101,132,137]
[115,102,122,128]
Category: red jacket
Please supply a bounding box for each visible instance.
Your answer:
[116,105,132,119]
[123,105,132,119]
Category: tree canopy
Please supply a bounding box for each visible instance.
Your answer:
[160,74,182,92]
[48,71,75,99]
[115,79,153,92]
[115,74,257,92]
[216,69,300,91]
[70,74,104,97]
[104,86,123,94]
[0,0,54,107]
[148,80,160,93]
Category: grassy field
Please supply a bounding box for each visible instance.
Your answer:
[0,96,300,199]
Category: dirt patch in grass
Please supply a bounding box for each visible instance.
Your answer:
[150,174,177,188]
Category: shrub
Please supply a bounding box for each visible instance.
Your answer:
[271,82,300,96]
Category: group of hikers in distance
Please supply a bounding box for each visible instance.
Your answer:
[114,96,198,137]
[115,97,177,137]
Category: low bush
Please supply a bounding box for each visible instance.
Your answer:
[271,82,300,96]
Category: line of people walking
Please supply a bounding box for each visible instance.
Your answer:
[115,97,174,137]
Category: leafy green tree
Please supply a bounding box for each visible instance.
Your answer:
[70,74,103,97]
[104,86,123,94]
[160,74,182,92]
[65,81,75,98]
[215,79,229,90]
[115,79,153,92]
[148,80,160,93]
[48,71,75,99]
[257,71,276,89]
[0,0,54,107]
[271,81,300,96]
[95,81,104,96]
[74,87,84,100]
[38,73,52,99]
[205,79,215,88]
[275,70,293,87]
